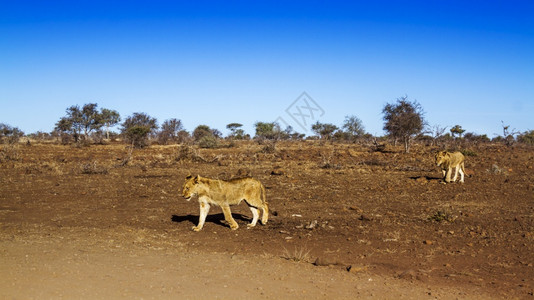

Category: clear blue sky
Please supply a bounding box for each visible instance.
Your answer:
[1,0,533,137]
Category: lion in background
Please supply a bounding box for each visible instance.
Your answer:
[435,150,466,183]
[182,175,269,231]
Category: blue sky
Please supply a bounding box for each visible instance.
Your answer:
[1,0,533,137]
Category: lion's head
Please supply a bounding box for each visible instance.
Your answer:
[435,151,449,167]
[182,175,200,201]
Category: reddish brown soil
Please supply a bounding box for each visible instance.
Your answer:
[1,141,533,298]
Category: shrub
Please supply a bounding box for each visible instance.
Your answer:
[518,130,534,145]
[460,149,478,157]
[121,113,158,148]
[428,211,455,223]
[158,118,184,145]
[198,135,218,149]
[0,123,24,145]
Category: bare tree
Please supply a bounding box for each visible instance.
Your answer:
[500,121,519,147]
[382,96,426,153]
[430,125,448,146]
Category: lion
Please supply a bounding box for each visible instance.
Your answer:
[182,175,269,231]
[435,151,466,183]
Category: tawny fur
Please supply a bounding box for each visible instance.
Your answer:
[435,151,466,183]
[182,175,269,231]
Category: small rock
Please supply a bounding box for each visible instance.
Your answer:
[236,168,251,177]
[359,215,371,221]
[347,265,368,273]
[465,169,475,176]
[271,167,284,175]
[314,256,337,266]
[423,240,433,245]
[306,220,318,229]
[348,206,363,213]
[416,176,428,183]
[397,269,417,280]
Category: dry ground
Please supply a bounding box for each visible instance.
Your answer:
[1,141,533,299]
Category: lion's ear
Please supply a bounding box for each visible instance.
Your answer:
[194,175,200,183]
[185,174,192,179]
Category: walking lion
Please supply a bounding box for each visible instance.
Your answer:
[182,175,269,231]
[435,151,466,183]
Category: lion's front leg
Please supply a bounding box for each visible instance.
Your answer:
[452,166,459,182]
[193,201,210,232]
[445,167,452,183]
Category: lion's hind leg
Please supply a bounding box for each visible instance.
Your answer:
[459,162,465,183]
[247,205,260,228]
[260,202,269,225]
[221,204,239,230]
[244,198,268,228]
[244,198,261,228]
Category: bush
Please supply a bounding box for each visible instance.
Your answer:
[0,144,20,161]
[121,113,158,148]
[193,125,213,141]
[158,118,184,145]
[80,161,109,174]
[518,130,534,145]
[460,149,478,157]
[428,211,455,223]
[124,125,152,148]
[0,123,24,145]
[198,135,218,149]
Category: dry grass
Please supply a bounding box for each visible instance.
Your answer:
[0,144,20,161]
[80,161,109,175]
[281,246,312,263]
